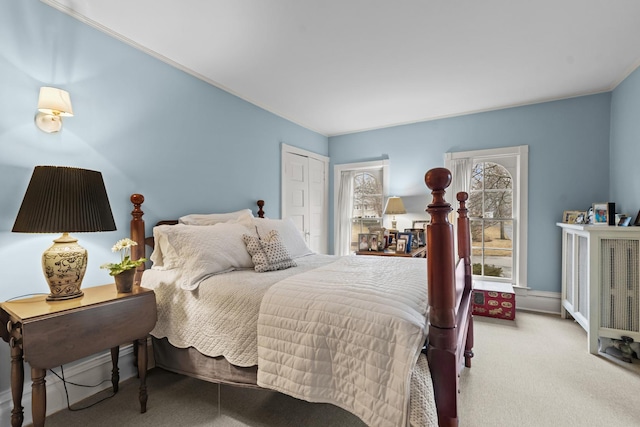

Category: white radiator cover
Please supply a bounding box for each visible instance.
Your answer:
[600,239,640,333]
[558,223,640,354]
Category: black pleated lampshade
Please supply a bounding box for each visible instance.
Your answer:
[13,166,116,233]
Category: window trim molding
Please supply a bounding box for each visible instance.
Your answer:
[333,159,389,254]
[445,145,528,288]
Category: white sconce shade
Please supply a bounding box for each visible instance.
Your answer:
[35,87,74,133]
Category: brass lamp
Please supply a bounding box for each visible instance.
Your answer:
[12,166,116,301]
[384,196,406,230]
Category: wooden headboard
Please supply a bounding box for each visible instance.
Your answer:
[129,195,266,283]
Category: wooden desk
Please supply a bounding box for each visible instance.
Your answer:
[356,246,426,258]
[0,284,157,427]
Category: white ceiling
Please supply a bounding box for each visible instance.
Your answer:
[43,0,640,136]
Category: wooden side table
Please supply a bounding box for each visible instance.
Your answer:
[356,246,427,258]
[0,284,157,427]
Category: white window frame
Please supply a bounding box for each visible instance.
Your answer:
[333,160,389,255]
[445,145,528,288]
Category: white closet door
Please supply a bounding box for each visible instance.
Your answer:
[282,145,328,254]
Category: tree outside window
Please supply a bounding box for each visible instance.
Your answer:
[351,170,383,251]
[469,162,513,278]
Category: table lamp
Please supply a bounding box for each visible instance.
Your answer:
[12,166,116,301]
[384,196,406,230]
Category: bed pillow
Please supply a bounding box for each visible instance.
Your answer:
[149,224,181,270]
[178,209,254,225]
[150,222,254,290]
[242,230,296,273]
[253,217,313,259]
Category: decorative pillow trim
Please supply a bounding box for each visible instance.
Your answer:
[243,229,296,273]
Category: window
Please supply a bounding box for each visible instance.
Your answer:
[334,160,388,255]
[445,146,528,288]
[351,170,384,252]
[469,162,513,279]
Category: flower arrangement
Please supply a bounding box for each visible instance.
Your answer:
[100,238,147,276]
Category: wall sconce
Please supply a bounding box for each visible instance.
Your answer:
[34,86,74,133]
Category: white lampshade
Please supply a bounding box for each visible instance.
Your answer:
[37,86,74,116]
[384,197,406,215]
[35,87,74,133]
[384,196,406,230]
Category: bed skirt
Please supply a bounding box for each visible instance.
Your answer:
[152,337,259,388]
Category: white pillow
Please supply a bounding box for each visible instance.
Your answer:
[149,225,181,270]
[150,223,254,290]
[178,209,253,225]
[253,217,313,259]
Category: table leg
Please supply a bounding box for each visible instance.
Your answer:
[110,346,120,393]
[31,368,46,427]
[137,338,148,413]
[10,342,24,427]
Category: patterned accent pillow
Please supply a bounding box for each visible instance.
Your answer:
[243,230,297,273]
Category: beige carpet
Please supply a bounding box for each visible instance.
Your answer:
[42,312,640,426]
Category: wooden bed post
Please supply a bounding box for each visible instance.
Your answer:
[457,192,474,368]
[130,194,146,285]
[257,200,265,219]
[425,168,458,427]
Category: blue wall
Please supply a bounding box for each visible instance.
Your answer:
[329,94,613,293]
[0,0,327,297]
[610,67,640,212]
[0,0,327,391]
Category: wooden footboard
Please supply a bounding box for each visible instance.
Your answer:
[424,168,474,427]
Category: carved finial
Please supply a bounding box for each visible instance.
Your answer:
[257,200,265,218]
[425,168,452,222]
[457,192,468,217]
[131,194,145,220]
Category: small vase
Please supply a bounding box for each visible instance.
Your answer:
[114,269,135,293]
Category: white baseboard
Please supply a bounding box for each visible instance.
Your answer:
[0,344,142,427]
[515,287,561,315]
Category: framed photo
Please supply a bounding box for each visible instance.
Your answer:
[368,226,386,250]
[368,234,380,251]
[634,210,640,226]
[388,231,397,247]
[562,210,585,224]
[358,233,371,251]
[396,237,407,254]
[412,220,429,230]
[396,232,412,253]
[618,215,632,227]
[404,228,425,247]
[592,203,609,225]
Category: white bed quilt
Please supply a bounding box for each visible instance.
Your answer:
[257,256,433,427]
[142,254,336,367]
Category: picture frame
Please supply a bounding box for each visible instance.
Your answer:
[396,232,412,253]
[412,220,429,230]
[635,210,640,226]
[368,233,380,251]
[368,226,387,250]
[618,215,632,227]
[396,237,407,254]
[592,203,609,225]
[388,231,397,247]
[358,233,371,251]
[562,210,585,224]
[404,228,425,247]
